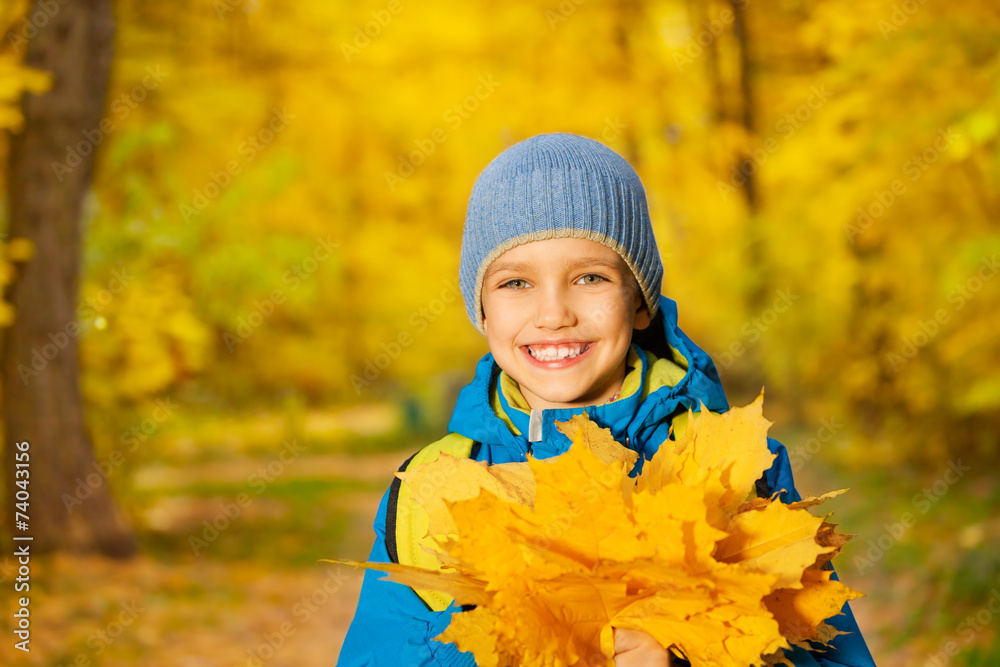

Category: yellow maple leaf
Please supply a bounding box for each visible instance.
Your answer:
[787,489,849,510]
[397,452,534,538]
[328,557,495,608]
[638,390,776,528]
[764,567,864,644]
[716,501,836,589]
[813,519,854,570]
[553,412,638,471]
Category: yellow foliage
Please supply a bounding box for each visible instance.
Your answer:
[80,268,211,407]
[5,236,35,262]
[2,0,994,462]
[331,393,861,666]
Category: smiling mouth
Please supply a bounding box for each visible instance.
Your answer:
[524,343,591,361]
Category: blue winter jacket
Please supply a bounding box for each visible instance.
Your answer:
[337,294,877,667]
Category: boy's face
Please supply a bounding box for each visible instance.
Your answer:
[481,237,651,410]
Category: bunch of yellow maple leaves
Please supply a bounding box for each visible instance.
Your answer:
[333,392,862,666]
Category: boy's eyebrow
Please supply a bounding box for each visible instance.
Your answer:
[485,256,623,279]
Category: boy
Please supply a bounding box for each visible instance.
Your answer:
[337,133,876,666]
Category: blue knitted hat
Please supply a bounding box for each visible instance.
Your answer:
[460,132,664,335]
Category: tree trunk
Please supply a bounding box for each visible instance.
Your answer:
[2,0,137,557]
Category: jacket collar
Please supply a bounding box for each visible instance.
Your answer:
[446,294,729,459]
[493,344,649,459]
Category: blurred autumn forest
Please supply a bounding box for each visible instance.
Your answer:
[0,0,998,664]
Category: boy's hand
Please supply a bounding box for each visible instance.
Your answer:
[613,628,672,666]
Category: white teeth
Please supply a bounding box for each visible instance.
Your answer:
[528,344,588,361]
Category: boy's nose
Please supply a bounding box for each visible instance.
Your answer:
[532,286,577,329]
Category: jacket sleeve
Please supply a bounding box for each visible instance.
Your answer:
[336,486,478,667]
[764,437,878,667]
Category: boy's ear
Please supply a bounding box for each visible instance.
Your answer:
[632,297,652,331]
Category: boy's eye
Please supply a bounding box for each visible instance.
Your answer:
[499,276,607,289]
